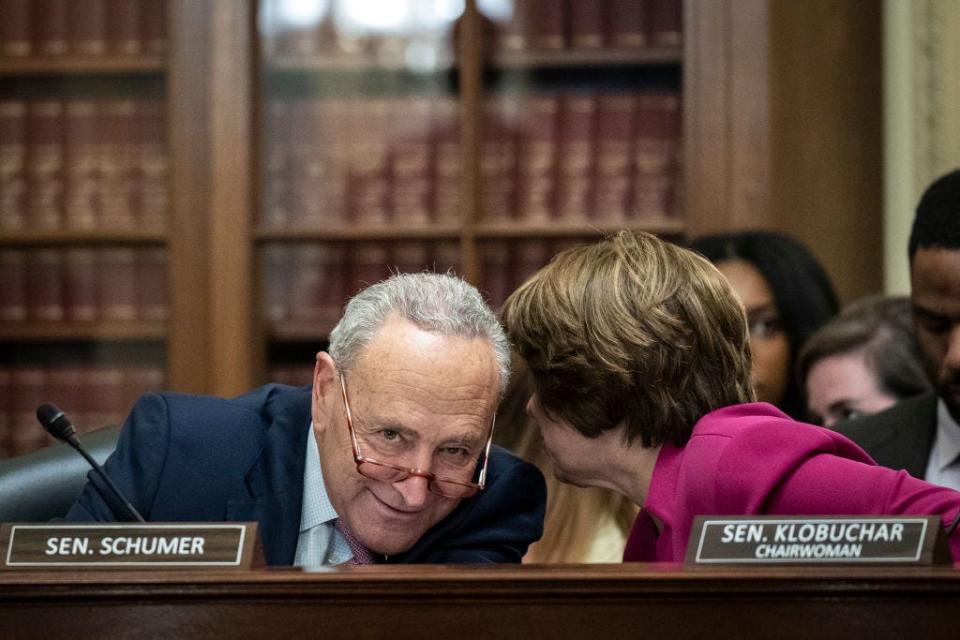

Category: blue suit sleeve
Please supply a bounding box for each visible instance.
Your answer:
[62,393,172,522]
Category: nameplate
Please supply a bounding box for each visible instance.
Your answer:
[0,522,261,570]
[686,516,950,565]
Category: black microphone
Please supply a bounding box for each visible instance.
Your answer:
[36,403,145,523]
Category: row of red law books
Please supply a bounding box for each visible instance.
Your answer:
[261,89,680,229]
[0,364,164,458]
[491,0,683,52]
[0,97,168,233]
[0,248,167,324]
[0,0,166,58]
[478,238,583,309]
[261,240,464,335]
[260,237,583,334]
[261,95,462,230]
[481,90,681,224]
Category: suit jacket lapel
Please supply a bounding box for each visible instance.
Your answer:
[862,392,938,479]
[896,393,938,478]
[226,385,312,566]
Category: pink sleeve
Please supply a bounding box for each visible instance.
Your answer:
[767,454,960,560]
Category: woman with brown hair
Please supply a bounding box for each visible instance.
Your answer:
[501,230,960,561]
[497,361,635,562]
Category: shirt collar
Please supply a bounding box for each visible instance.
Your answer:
[933,400,960,473]
[300,422,340,532]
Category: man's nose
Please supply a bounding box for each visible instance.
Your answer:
[945,326,960,374]
[393,474,430,509]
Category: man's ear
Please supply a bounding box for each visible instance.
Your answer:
[312,352,338,433]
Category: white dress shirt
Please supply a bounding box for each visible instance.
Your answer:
[293,423,355,566]
[924,400,960,491]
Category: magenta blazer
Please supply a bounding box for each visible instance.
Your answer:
[624,403,960,562]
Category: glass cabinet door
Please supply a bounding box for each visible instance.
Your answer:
[256,0,465,385]
[0,0,169,458]
[474,0,684,309]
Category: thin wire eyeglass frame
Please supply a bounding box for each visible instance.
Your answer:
[338,373,495,499]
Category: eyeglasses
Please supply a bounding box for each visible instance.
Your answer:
[338,373,495,499]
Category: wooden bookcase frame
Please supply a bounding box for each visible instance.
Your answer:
[164,0,887,397]
[0,0,883,401]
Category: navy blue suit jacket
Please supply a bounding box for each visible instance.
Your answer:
[64,384,546,565]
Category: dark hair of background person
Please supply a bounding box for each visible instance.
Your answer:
[688,231,840,419]
[909,168,960,260]
[797,295,931,409]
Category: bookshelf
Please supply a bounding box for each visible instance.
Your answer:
[0,0,170,456]
[0,0,884,458]
[253,0,688,385]
[0,56,164,76]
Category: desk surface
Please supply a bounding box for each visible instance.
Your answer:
[3,563,960,638]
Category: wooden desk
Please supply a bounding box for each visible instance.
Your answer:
[2,563,959,638]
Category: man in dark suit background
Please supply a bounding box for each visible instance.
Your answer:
[64,272,546,565]
[837,169,960,490]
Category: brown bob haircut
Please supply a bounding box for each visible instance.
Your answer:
[501,231,754,448]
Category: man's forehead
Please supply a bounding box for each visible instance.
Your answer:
[352,386,494,443]
[354,321,497,377]
[912,249,960,294]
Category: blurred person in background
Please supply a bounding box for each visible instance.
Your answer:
[799,295,930,429]
[690,231,839,419]
[837,169,960,489]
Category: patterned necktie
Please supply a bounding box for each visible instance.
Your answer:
[334,518,377,564]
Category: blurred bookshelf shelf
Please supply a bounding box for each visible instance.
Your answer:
[0,321,166,341]
[491,46,682,69]
[0,230,167,247]
[268,321,336,342]
[265,55,454,74]
[475,218,685,239]
[0,56,165,76]
[254,224,463,242]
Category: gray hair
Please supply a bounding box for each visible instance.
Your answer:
[798,295,930,401]
[328,272,511,396]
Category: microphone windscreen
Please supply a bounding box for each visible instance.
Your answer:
[36,402,76,440]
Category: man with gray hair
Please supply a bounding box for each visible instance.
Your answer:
[65,273,546,565]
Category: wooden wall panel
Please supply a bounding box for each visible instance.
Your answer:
[167,0,213,393]
[685,0,883,302]
[728,0,771,226]
[207,1,255,396]
[684,0,771,235]
[769,0,883,302]
[167,0,255,396]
